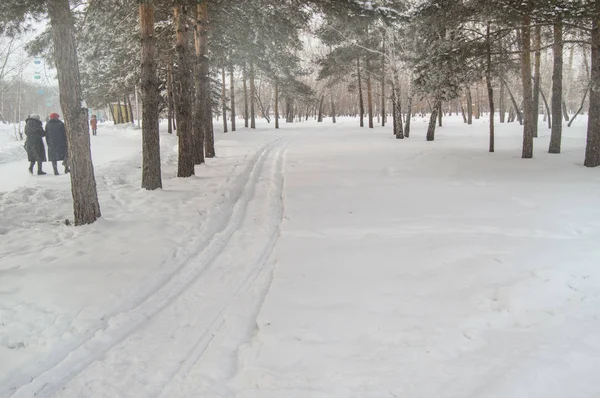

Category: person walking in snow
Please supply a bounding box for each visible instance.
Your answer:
[90,114,98,136]
[24,114,47,175]
[45,113,70,175]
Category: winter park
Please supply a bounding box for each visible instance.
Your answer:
[1,1,600,397]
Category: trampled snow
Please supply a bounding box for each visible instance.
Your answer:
[1,115,599,397]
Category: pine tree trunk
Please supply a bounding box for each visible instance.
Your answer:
[465,86,473,124]
[317,94,324,122]
[392,72,403,139]
[461,104,467,123]
[198,2,214,158]
[139,1,162,190]
[192,4,205,164]
[426,98,440,141]
[486,22,495,153]
[475,86,481,119]
[404,89,412,137]
[48,0,101,225]
[174,5,194,177]
[221,66,228,133]
[503,77,523,125]
[533,25,542,137]
[366,57,373,128]
[381,46,386,126]
[521,16,534,158]
[499,79,506,123]
[250,60,256,129]
[167,58,174,134]
[330,86,336,123]
[357,57,364,127]
[117,97,123,124]
[230,64,236,131]
[243,64,249,127]
[437,100,442,127]
[274,81,279,129]
[585,10,600,167]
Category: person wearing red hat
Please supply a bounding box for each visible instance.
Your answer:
[45,113,70,175]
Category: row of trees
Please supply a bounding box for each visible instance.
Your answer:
[1,0,599,226]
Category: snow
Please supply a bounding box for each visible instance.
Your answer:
[1,115,599,398]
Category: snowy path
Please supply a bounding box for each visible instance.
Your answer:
[2,117,600,397]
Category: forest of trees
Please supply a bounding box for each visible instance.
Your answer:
[0,0,598,226]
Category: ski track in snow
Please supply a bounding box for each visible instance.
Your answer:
[6,137,291,398]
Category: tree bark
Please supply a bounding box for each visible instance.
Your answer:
[465,86,473,124]
[243,64,249,127]
[426,98,440,141]
[317,94,324,122]
[192,4,205,164]
[503,77,523,125]
[330,86,336,123]
[392,72,403,139]
[381,45,386,126]
[521,16,534,158]
[533,25,542,137]
[250,60,256,129]
[404,89,412,137]
[167,58,174,134]
[585,10,600,167]
[221,66,227,133]
[499,78,506,123]
[230,63,236,131]
[357,56,364,127]
[174,5,194,177]
[274,81,279,129]
[437,100,442,127]
[366,57,373,128]
[197,2,214,158]
[562,100,569,122]
[486,22,495,153]
[139,2,162,190]
[48,0,101,225]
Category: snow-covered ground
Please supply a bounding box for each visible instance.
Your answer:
[1,115,599,398]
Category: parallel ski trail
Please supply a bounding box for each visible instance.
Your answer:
[7,138,288,398]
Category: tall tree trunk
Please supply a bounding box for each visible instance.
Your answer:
[192,4,205,164]
[330,86,336,123]
[392,71,403,139]
[139,1,162,190]
[357,57,364,127]
[198,2,214,158]
[366,57,373,128]
[437,100,442,127]
[117,97,123,124]
[499,79,506,123]
[274,81,279,129]
[243,64,249,127]
[230,64,236,131]
[465,86,473,124]
[317,94,324,122]
[585,9,600,167]
[486,22,495,153]
[521,15,534,159]
[461,103,467,123]
[404,88,412,137]
[48,0,101,225]
[426,98,440,141]
[126,95,134,124]
[167,58,174,134]
[381,44,386,126]
[568,88,589,127]
[475,86,481,119]
[532,25,542,137]
[250,60,256,129]
[221,66,227,133]
[174,5,194,177]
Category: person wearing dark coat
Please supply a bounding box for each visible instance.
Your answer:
[24,114,47,175]
[45,113,70,175]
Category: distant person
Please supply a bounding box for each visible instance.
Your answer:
[90,114,98,136]
[24,114,47,175]
[45,113,70,175]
